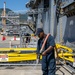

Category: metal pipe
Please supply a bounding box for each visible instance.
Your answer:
[4,2,6,16]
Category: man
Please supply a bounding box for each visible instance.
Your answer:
[36,28,56,75]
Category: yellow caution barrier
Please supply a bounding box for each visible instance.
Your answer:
[0,44,74,63]
[56,44,74,63]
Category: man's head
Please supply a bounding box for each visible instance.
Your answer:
[36,28,44,39]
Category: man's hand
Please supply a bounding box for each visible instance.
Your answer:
[42,46,54,56]
[42,51,47,56]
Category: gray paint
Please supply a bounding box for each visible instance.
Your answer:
[61,0,75,8]
[55,16,67,43]
[36,1,43,28]
[34,0,75,45]
[63,16,75,43]
[49,0,55,36]
[43,10,50,34]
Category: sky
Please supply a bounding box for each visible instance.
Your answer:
[0,0,29,11]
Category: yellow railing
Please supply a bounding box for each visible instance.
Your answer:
[56,44,74,62]
[0,44,75,63]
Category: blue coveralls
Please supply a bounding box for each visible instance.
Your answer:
[37,35,56,75]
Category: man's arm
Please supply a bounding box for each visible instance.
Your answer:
[36,39,41,63]
[42,46,54,56]
[36,39,40,54]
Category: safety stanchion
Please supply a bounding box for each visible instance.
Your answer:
[2,35,6,41]
[14,36,16,41]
